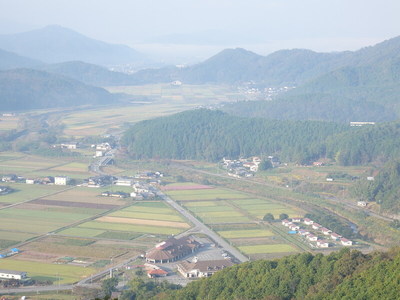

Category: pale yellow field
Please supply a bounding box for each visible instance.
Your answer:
[97,216,190,229]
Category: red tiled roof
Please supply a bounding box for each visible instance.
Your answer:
[148,269,168,275]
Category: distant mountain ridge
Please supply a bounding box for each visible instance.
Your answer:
[0,68,116,110]
[128,35,400,86]
[0,25,145,66]
[0,48,43,70]
[38,61,135,86]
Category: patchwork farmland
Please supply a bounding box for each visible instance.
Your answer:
[164,183,303,259]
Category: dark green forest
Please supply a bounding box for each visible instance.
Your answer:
[351,161,400,213]
[117,248,400,300]
[123,109,400,166]
[122,109,348,163]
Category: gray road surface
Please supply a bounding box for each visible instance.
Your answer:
[158,191,249,263]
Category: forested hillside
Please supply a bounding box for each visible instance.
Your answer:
[123,109,400,166]
[352,161,400,213]
[221,49,400,123]
[118,248,400,300]
[0,68,116,110]
[325,122,400,166]
[122,109,348,163]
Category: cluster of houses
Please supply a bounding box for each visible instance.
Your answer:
[92,142,112,157]
[52,143,78,150]
[2,174,71,186]
[87,174,158,200]
[223,156,280,178]
[223,157,261,178]
[282,218,353,248]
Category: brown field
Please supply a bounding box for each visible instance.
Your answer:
[16,251,59,262]
[97,216,190,229]
[20,237,140,261]
[31,199,118,210]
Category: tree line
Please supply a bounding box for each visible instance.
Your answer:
[113,248,400,300]
[123,109,400,166]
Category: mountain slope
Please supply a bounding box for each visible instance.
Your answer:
[0,68,116,110]
[221,37,400,122]
[129,35,400,87]
[0,48,42,70]
[0,25,144,65]
[38,61,135,86]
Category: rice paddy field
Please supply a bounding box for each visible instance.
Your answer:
[164,183,303,258]
[59,201,191,239]
[0,258,95,284]
[0,153,92,181]
[61,84,238,137]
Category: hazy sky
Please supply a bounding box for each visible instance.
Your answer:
[1,0,399,62]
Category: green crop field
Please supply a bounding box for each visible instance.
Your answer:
[0,230,36,242]
[77,221,182,235]
[0,259,95,284]
[183,201,218,207]
[238,244,299,254]
[58,227,106,238]
[199,215,251,224]
[166,188,249,201]
[218,229,274,239]
[0,183,66,204]
[133,201,169,208]
[232,199,303,219]
[185,205,234,213]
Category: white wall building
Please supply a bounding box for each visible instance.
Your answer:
[54,176,69,185]
[0,269,27,280]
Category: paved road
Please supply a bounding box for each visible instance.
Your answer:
[157,191,249,263]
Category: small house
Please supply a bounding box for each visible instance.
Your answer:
[303,218,314,225]
[312,223,322,230]
[320,228,332,235]
[0,269,27,280]
[54,176,70,185]
[298,229,310,236]
[317,240,330,248]
[147,269,168,278]
[281,220,292,227]
[341,238,353,246]
[331,233,342,240]
[307,234,318,242]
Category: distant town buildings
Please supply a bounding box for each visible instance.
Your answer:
[281,218,354,249]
